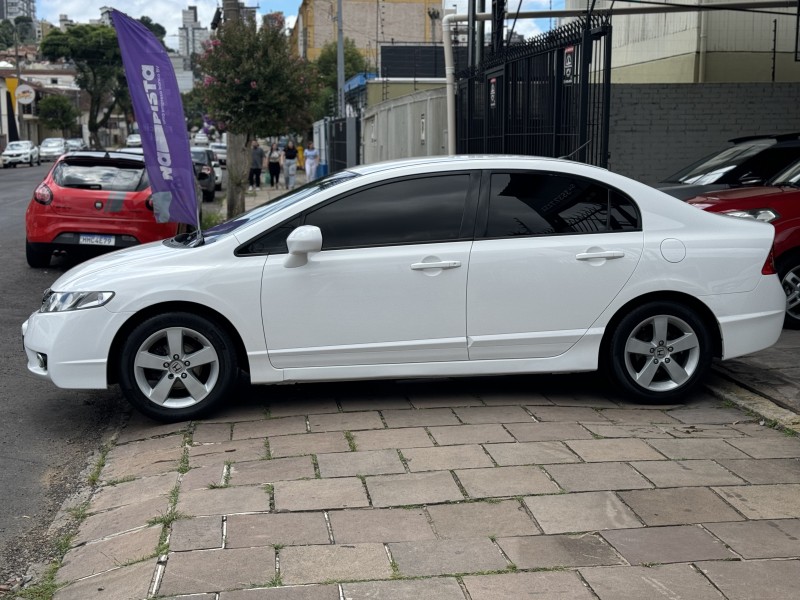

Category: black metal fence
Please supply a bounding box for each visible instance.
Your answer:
[328,116,361,172]
[456,15,612,167]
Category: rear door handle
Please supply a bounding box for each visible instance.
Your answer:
[576,250,625,261]
[410,260,462,270]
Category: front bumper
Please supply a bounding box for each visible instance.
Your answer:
[22,306,131,389]
[3,154,31,165]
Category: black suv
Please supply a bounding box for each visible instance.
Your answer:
[658,133,800,200]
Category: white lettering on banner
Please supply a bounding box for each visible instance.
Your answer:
[141,64,173,180]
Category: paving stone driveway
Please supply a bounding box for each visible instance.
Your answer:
[53,377,800,599]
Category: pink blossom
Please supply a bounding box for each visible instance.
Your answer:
[250,81,257,89]
[235,79,240,84]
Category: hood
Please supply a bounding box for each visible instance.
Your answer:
[685,186,793,210]
[50,240,182,290]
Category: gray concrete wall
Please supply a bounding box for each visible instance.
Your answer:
[608,83,800,185]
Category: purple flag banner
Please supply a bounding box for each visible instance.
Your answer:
[111,10,198,227]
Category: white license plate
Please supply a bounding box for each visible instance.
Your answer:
[79,234,115,246]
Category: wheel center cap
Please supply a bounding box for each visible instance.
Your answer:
[656,347,668,359]
[169,360,185,375]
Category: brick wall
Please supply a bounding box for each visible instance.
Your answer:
[609,83,800,185]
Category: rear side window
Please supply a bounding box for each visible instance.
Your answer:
[52,162,147,192]
[483,172,639,238]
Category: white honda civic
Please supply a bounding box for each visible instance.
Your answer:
[22,156,786,421]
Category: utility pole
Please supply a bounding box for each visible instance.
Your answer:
[337,0,345,117]
[222,0,246,218]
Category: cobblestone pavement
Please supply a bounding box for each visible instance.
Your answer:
[48,352,800,600]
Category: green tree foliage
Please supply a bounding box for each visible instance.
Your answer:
[312,37,368,119]
[0,20,14,50]
[195,19,316,138]
[138,16,166,42]
[37,94,80,136]
[40,25,122,149]
[14,16,35,42]
[181,88,205,131]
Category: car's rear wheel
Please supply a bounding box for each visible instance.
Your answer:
[118,312,238,422]
[778,255,800,329]
[26,240,52,268]
[202,189,214,202]
[607,302,712,403]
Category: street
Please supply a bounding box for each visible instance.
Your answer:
[0,163,127,582]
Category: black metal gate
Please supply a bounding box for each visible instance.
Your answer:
[456,15,612,167]
[328,117,361,173]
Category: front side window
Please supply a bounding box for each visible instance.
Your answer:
[484,172,639,238]
[304,174,471,250]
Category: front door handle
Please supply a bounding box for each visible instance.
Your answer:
[410,260,462,270]
[576,250,625,261]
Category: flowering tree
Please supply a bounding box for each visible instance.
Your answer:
[196,17,318,216]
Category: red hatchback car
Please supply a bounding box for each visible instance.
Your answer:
[686,160,800,328]
[25,151,181,268]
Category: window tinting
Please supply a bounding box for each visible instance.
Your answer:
[485,172,638,238]
[304,175,470,249]
[52,162,147,192]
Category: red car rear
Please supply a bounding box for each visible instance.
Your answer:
[25,151,180,267]
[686,161,800,328]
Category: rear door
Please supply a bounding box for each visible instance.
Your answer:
[466,170,644,360]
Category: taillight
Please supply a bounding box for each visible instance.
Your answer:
[34,184,53,205]
[762,246,776,275]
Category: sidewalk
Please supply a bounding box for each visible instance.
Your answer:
[39,327,800,600]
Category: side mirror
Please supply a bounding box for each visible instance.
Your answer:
[284,225,322,268]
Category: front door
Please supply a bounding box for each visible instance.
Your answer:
[261,172,478,369]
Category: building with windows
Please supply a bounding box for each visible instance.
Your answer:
[179,5,211,57]
[289,0,444,65]
[565,0,800,82]
[0,0,36,21]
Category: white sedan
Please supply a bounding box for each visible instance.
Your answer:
[22,156,786,421]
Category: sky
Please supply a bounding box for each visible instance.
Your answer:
[37,0,565,50]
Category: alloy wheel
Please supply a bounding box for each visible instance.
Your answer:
[622,314,701,392]
[133,326,220,409]
[783,265,800,322]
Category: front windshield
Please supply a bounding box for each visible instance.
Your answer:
[770,159,800,187]
[200,170,360,243]
[6,142,28,150]
[42,139,63,147]
[663,140,774,185]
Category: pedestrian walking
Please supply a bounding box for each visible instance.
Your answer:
[304,141,320,182]
[282,140,298,191]
[267,142,281,189]
[248,139,265,191]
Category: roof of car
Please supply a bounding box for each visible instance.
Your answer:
[61,150,145,162]
[729,132,800,144]
[346,154,604,177]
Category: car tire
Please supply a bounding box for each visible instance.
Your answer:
[202,189,214,203]
[118,312,238,422]
[777,254,800,330]
[25,240,52,268]
[215,183,222,191]
[607,302,712,403]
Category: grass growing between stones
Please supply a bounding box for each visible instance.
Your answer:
[11,563,62,600]
[344,431,358,452]
[87,444,112,486]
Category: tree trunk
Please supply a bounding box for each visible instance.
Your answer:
[226,133,248,219]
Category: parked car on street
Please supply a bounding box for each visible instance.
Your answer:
[39,138,67,162]
[2,140,40,167]
[686,159,800,329]
[210,142,227,166]
[194,132,209,146]
[658,133,800,200]
[21,156,786,422]
[190,146,220,200]
[24,151,181,268]
[66,138,88,151]
[126,133,142,148]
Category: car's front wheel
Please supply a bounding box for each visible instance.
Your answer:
[118,312,238,421]
[607,302,712,403]
[778,254,800,329]
[26,240,52,268]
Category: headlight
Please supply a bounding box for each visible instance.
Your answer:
[722,208,780,223]
[41,290,115,313]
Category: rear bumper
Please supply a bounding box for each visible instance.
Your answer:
[706,275,786,360]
